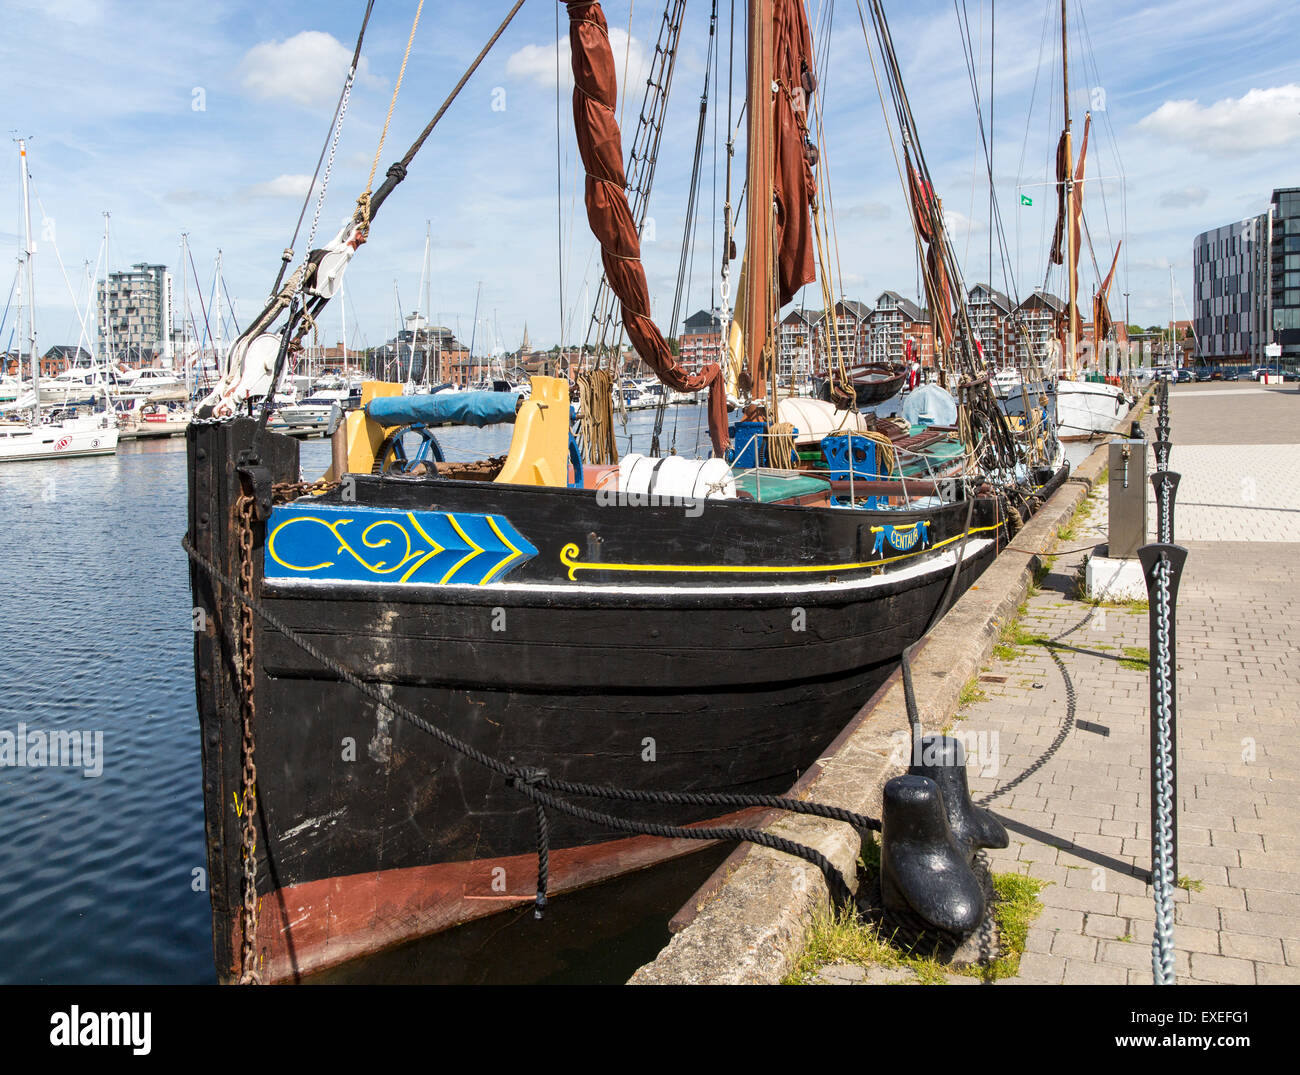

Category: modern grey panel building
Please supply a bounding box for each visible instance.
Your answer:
[97,263,173,365]
[1271,187,1300,364]
[1192,215,1269,365]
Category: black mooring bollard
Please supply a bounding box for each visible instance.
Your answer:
[1138,543,1187,883]
[908,734,1009,858]
[1150,470,1182,544]
[879,775,987,938]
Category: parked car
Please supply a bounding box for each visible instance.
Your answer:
[1194,367,1212,382]
[1175,368,1193,383]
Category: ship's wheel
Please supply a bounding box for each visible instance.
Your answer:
[372,423,445,476]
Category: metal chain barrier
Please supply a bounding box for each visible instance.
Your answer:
[234,494,262,984]
[1136,378,1186,984]
[1150,379,1181,544]
[1139,506,1188,986]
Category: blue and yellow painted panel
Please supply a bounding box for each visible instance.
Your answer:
[869,520,931,556]
[265,504,537,586]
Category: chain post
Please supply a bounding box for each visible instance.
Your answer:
[1156,378,1170,442]
[1152,439,1171,472]
[1150,470,1182,545]
[1138,541,1187,984]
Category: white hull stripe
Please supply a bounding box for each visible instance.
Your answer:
[267,538,994,599]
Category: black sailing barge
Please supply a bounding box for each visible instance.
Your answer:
[186,0,1063,983]
[190,414,1059,982]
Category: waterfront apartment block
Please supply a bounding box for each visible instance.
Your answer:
[679,308,723,375]
[1191,186,1300,367]
[1270,187,1300,365]
[808,299,870,373]
[1192,213,1270,364]
[97,263,173,365]
[778,309,817,381]
[867,291,934,366]
[1014,289,1066,369]
[966,283,1017,368]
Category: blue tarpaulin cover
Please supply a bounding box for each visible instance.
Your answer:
[366,392,520,428]
[902,384,958,427]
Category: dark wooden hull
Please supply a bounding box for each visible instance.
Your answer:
[188,418,1042,983]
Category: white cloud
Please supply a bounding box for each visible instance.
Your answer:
[11,0,100,25]
[1137,84,1300,154]
[239,30,377,109]
[246,174,315,199]
[1158,186,1208,209]
[507,29,649,98]
[1131,256,1173,272]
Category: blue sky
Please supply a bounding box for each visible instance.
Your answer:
[2,0,1297,357]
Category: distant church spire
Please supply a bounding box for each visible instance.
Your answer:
[519,322,531,355]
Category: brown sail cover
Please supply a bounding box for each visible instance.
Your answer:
[908,161,953,357]
[1093,239,1121,343]
[1068,113,1090,350]
[1049,130,1068,265]
[566,1,728,453]
[745,0,818,397]
[773,0,817,307]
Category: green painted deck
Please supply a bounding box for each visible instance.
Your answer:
[733,470,832,502]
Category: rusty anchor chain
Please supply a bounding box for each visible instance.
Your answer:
[235,493,262,985]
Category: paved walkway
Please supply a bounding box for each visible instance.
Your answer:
[960,382,1300,984]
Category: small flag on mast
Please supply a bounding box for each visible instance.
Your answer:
[1020,194,1033,206]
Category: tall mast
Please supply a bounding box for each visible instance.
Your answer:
[469,280,482,382]
[422,220,432,325]
[18,139,38,416]
[1169,264,1176,368]
[743,0,775,399]
[422,220,433,387]
[1060,0,1075,379]
[213,249,224,374]
[181,233,191,398]
[340,277,347,371]
[103,211,112,370]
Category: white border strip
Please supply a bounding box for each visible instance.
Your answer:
[266,538,994,599]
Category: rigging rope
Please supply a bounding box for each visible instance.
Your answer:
[274,0,376,294]
[182,526,881,918]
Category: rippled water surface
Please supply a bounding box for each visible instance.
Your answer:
[0,439,216,982]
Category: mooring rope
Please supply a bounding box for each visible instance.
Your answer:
[182,530,878,916]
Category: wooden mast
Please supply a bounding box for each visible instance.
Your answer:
[743,0,775,399]
[1060,0,1076,380]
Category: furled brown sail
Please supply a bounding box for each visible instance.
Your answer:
[773,0,817,307]
[1049,130,1068,266]
[1067,112,1090,352]
[566,0,728,453]
[1093,239,1121,344]
[908,161,953,358]
[742,0,818,398]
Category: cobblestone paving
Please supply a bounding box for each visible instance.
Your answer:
[1168,444,1300,542]
[960,407,1300,984]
